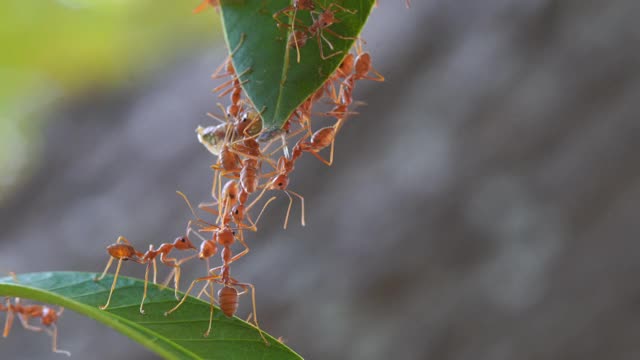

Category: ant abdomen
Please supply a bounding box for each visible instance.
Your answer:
[106,244,137,259]
[218,286,239,317]
[310,127,335,149]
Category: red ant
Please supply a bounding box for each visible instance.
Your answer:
[273,0,317,62]
[164,222,268,344]
[339,51,384,106]
[279,3,358,61]
[2,274,70,356]
[95,227,197,313]
[193,0,219,14]
[210,33,249,98]
[259,120,348,227]
[296,116,347,166]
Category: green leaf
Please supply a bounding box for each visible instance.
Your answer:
[219,0,376,133]
[0,272,302,360]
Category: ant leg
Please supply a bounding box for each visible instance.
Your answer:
[47,324,71,357]
[140,262,151,314]
[3,304,13,338]
[266,126,308,158]
[228,231,250,265]
[292,8,302,62]
[17,314,43,333]
[326,3,358,14]
[199,202,220,217]
[362,67,385,82]
[165,275,221,316]
[217,78,249,98]
[116,236,132,245]
[99,259,123,310]
[231,280,268,345]
[94,257,114,281]
[243,196,277,231]
[309,147,334,166]
[288,190,306,226]
[321,31,335,51]
[160,255,182,300]
[196,281,219,303]
[174,266,181,300]
[177,191,216,228]
[210,33,246,78]
[246,186,270,214]
[152,258,158,285]
[214,67,250,94]
[272,7,293,24]
[193,0,210,14]
[227,146,278,169]
[211,59,231,80]
[317,33,342,60]
[203,280,217,337]
[323,27,359,41]
[282,191,294,229]
[206,111,227,125]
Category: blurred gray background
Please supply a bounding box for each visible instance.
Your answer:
[2,0,640,359]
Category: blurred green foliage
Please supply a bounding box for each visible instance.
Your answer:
[0,0,221,200]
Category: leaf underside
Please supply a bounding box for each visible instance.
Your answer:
[219,0,376,132]
[0,272,302,360]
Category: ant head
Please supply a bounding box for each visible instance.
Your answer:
[320,12,338,27]
[199,240,217,259]
[231,204,245,222]
[41,307,56,325]
[270,174,290,190]
[174,236,197,250]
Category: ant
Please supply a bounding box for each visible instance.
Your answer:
[295,116,347,166]
[164,225,268,344]
[95,227,197,314]
[2,274,70,356]
[193,0,219,14]
[278,3,358,61]
[211,34,249,98]
[273,0,317,62]
[339,50,384,106]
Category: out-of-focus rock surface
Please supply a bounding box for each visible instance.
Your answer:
[2,1,640,359]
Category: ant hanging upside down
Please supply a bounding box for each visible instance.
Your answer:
[2,273,70,356]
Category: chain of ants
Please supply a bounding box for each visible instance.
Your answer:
[1,0,392,355]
